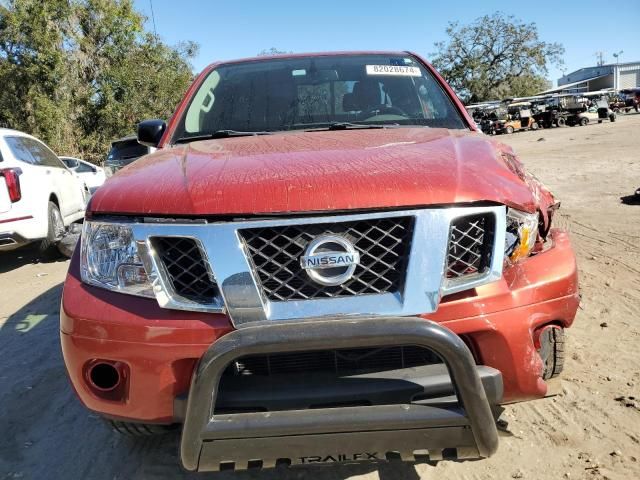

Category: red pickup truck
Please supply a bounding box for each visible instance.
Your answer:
[60,51,579,472]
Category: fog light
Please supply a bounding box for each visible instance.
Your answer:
[84,360,129,402]
[89,362,120,391]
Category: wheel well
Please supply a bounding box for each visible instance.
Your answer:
[49,194,59,208]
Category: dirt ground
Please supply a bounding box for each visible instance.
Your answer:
[1,114,639,480]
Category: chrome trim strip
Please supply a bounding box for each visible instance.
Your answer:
[128,206,506,327]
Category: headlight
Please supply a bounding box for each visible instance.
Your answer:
[80,221,154,297]
[505,209,539,262]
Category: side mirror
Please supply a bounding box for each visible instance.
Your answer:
[137,119,166,148]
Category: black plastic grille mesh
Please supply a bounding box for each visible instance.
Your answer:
[227,346,442,377]
[239,217,414,301]
[446,214,494,278]
[153,237,218,303]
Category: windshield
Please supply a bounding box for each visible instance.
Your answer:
[173,54,467,141]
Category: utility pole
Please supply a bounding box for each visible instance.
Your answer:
[612,50,623,65]
[149,0,158,41]
[612,51,623,91]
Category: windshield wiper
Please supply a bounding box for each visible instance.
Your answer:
[305,122,390,132]
[174,130,273,143]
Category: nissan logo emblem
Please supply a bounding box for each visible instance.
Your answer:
[300,235,360,286]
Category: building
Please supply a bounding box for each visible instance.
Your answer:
[542,61,640,95]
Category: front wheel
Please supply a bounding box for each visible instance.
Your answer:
[39,201,65,255]
[557,117,566,127]
[579,117,589,126]
[107,419,178,437]
[505,125,514,134]
[540,328,565,380]
[530,122,539,130]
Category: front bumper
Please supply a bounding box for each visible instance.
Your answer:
[181,317,501,471]
[60,228,578,423]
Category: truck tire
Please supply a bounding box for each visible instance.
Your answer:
[557,117,566,127]
[38,201,65,255]
[579,117,588,126]
[107,420,177,437]
[541,327,565,380]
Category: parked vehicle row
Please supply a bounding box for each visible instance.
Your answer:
[468,89,625,135]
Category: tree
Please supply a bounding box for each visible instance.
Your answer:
[430,13,563,103]
[0,0,198,164]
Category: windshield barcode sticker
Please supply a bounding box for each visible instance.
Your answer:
[366,65,421,76]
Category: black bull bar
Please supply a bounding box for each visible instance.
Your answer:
[180,317,501,471]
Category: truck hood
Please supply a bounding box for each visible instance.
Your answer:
[90,128,541,216]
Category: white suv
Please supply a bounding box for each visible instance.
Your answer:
[0,129,86,252]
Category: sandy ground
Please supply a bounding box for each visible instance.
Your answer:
[1,114,639,480]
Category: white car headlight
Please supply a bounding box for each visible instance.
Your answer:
[504,209,539,262]
[80,221,154,297]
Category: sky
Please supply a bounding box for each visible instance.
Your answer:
[134,0,639,86]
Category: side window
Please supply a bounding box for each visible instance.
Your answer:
[22,138,65,168]
[76,161,95,173]
[185,70,221,133]
[5,136,37,164]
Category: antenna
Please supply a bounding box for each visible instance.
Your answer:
[594,51,605,66]
[149,0,158,40]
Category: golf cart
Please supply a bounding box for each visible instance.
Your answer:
[568,96,616,126]
[494,102,539,134]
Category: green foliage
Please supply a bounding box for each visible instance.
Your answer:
[431,13,563,103]
[0,0,197,164]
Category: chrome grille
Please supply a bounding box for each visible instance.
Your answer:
[153,237,219,303]
[446,214,494,278]
[226,346,442,377]
[239,217,414,301]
